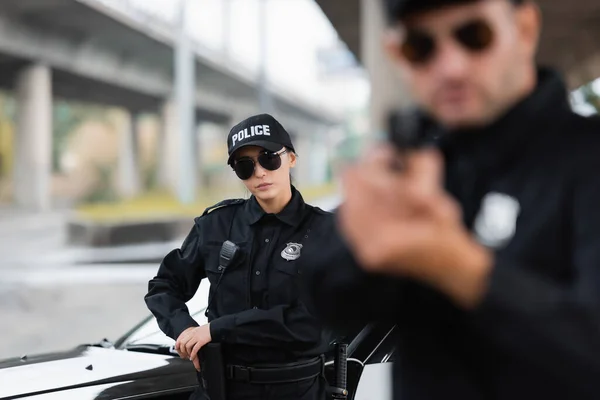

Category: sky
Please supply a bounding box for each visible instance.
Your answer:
[100,0,369,113]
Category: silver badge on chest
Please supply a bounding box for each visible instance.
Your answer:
[474,192,520,249]
[281,242,303,261]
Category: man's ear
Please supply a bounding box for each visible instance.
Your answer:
[515,2,541,59]
[383,29,406,67]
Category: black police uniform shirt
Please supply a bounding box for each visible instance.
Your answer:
[301,68,600,400]
[145,186,331,365]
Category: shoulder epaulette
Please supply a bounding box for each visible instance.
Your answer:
[310,205,334,214]
[201,198,245,217]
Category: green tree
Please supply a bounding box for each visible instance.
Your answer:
[52,101,110,173]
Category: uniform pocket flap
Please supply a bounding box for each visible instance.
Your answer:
[274,261,300,276]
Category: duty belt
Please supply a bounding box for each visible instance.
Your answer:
[225,355,324,384]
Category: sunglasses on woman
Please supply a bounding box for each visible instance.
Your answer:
[232,149,287,180]
[400,18,494,65]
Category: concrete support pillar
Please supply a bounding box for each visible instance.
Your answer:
[361,0,412,135]
[158,98,178,193]
[193,120,203,191]
[14,64,52,211]
[117,111,141,199]
[293,129,312,187]
[308,130,329,186]
[217,116,243,189]
[175,0,197,204]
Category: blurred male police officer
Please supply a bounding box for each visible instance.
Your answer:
[302,0,600,399]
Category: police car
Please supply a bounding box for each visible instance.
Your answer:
[0,269,394,400]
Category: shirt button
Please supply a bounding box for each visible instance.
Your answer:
[255,270,261,275]
[265,238,270,243]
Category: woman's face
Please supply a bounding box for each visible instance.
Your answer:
[232,145,296,202]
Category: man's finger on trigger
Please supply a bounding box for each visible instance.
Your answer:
[406,148,444,195]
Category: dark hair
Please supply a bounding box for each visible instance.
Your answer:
[387,0,525,23]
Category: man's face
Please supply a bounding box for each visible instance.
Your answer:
[385,0,540,129]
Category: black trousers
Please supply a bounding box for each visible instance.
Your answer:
[226,375,327,400]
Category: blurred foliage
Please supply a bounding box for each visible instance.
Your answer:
[332,109,370,163]
[0,92,113,177]
[142,161,159,191]
[53,101,111,174]
[580,82,600,113]
[0,119,13,179]
[75,182,338,223]
[0,94,15,179]
[0,88,342,208]
[335,125,369,163]
[82,163,118,204]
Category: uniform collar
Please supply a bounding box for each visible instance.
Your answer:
[245,185,306,227]
[426,67,571,169]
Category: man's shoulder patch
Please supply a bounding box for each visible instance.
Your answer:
[201,198,245,217]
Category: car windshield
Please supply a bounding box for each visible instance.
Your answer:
[117,279,211,348]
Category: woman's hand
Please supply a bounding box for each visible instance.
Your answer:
[175,324,212,371]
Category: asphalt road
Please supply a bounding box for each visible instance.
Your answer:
[0,268,154,360]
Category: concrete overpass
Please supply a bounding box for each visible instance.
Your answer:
[316,0,600,131]
[0,0,339,210]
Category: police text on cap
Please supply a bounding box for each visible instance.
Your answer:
[231,125,271,146]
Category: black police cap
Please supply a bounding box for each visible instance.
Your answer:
[385,0,524,22]
[226,113,296,165]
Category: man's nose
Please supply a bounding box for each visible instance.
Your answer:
[430,39,471,79]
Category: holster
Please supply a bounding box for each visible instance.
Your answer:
[199,343,227,400]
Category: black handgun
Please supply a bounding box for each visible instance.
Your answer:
[199,343,227,400]
[387,107,438,151]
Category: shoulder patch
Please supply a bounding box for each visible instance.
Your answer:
[201,198,245,217]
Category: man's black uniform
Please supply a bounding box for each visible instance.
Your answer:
[145,186,331,399]
[302,68,600,399]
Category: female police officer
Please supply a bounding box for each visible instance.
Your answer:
[145,113,331,400]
